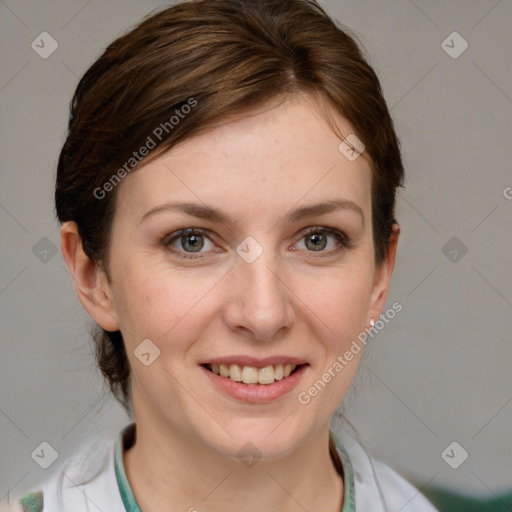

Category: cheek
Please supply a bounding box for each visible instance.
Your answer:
[112,261,222,348]
[295,264,374,342]
[294,270,372,410]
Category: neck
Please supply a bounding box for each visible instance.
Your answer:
[123,416,344,512]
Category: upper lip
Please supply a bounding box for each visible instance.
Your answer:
[201,356,308,368]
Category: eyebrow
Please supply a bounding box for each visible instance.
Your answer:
[139,198,364,227]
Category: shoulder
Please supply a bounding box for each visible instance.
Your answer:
[334,430,439,512]
[9,432,124,512]
[368,457,439,512]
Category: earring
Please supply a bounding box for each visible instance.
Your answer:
[369,318,375,327]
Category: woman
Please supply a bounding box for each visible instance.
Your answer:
[11,0,439,510]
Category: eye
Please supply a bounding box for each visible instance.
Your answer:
[164,228,216,259]
[295,226,352,255]
[163,226,352,260]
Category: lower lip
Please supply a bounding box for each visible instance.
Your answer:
[200,364,308,403]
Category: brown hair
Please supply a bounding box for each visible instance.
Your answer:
[55,0,404,415]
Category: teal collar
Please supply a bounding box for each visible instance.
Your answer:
[114,423,355,512]
[330,430,356,511]
[114,422,142,512]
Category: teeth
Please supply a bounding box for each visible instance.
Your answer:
[258,366,275,385]
[212,363,298,384]
[241,366,258,384]
[230,364,242,381]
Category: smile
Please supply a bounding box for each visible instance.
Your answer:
[201,361,309,403]
[203,363,302,385]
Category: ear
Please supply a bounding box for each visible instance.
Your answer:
[60,221,120,332]
[367,223,400,324]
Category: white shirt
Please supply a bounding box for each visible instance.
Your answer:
[10,422,439,512]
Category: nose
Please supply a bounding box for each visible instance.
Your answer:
[222,250,295,342]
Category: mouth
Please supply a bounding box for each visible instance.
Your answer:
[202,362,306,385]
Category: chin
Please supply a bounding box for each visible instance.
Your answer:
[197,418,309,463]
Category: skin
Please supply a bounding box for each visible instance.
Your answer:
[61,92,399,512]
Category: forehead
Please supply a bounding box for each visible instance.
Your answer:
[115,94,372,223]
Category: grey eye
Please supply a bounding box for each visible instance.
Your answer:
[179,233,205,252]
[305,232,327,251]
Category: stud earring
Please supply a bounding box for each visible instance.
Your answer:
[369,318,375,327]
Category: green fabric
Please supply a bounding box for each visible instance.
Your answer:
[19,491,43,512]
[330,430,356,512]
[422,485,512,512]
[115,424,142,512]
[114,423,356,512]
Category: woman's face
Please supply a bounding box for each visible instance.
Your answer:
[83,93,397,459]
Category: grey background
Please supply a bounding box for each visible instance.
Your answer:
[1,0,511,504]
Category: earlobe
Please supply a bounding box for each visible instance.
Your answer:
[368,223,400,323]
[60,221,120,332]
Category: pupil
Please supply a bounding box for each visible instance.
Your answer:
[183,234,203,252]
[307,233,326,251]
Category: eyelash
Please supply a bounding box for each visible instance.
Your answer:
[163,226,353,260]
